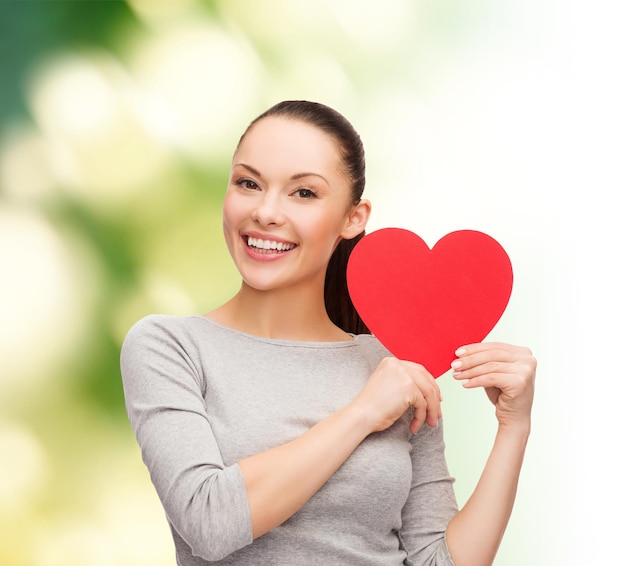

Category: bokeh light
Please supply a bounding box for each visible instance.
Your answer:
[28,50,173,202]
[129,20,262,161]
[0,206,95,391]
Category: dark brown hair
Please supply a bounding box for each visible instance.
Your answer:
[238,100,369,334]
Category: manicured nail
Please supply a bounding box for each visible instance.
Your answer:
[455,347,466,356]
[451,360,462,369]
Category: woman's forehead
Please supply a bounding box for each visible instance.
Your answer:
[243,116,338,147]
[234,117,343,171]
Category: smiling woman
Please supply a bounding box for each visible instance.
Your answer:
[219,113,370,335]
[120,100,536,566]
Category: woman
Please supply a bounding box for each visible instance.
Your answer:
[121,100,536,565]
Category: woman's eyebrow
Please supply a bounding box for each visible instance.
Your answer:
[233,163,329,185]
[290,172,329,184]
[233,163,262,176]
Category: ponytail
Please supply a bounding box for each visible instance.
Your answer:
[324,232,370,335]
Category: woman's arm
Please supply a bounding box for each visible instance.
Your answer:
[121,316,254,561]
[121,316,443,558]
[240,355,443,538]
[445,342,536,566]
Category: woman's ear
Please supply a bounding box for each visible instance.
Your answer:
[341,199,371,239]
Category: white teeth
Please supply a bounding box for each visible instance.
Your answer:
[247,236,295,252]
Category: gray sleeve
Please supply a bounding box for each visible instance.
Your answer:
[120,315,253,561]
[399,419,458,566]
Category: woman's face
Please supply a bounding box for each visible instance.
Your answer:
[222,116,365,294]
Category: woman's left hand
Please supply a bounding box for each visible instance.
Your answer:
[451,342,536,429]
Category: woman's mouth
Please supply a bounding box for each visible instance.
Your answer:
[246,236,297,254]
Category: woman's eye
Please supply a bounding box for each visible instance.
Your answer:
[294,188,317,199]
[237,179,258,190]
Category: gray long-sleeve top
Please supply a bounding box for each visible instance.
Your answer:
[120,314,458,565]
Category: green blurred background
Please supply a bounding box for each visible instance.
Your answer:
[1,1,624,564]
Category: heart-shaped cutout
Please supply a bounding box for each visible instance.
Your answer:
[346,228,513,378]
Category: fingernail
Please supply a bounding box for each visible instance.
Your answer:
[451,360,462,369]
[455,347,466,356]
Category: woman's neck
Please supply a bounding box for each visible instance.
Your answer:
[206,283,351,342]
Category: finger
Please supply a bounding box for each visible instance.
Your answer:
[402,362,441,427]
[411,397,427,433]
[453,349,535,382]
[455,341,521,356]
[452,359,516,382]
[459,362,534,396]
[454,342,532,362]
[410,402,440,432]
[459,371,506,389]
[451,345,532,381]
[417,383,441,429]
[424,387,441,428]
[409,416,421,435]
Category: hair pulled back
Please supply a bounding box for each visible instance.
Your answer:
[239,100,369,335]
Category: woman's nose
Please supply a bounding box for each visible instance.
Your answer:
[252,192,285,226]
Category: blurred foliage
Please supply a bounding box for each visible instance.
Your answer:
[1,1,137,415]
[0,0,140,124]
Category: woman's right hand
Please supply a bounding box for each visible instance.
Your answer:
[352,357,442,435]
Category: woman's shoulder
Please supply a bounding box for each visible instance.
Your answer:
[352,333,393,362]
[121,313,214,352]
[124,312,193,337]
[119,315,218,384]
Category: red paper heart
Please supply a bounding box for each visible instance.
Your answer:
[346,228,513,378]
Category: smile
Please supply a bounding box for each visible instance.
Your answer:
[246,236,297,253]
